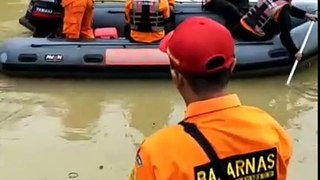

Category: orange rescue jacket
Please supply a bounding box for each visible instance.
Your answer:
[125,0,170,43]
[129,94,293,180]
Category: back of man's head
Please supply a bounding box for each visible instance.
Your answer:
[159,16,236,95]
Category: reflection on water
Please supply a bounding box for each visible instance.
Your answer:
[60,88,104,141]
[289,81,318,101]
[229,59,318,126]
[0,79,176,138]
[123,83,175,136]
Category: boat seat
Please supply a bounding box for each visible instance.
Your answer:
[94,27,119,39]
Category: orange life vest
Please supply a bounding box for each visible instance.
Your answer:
[240,0,290,36]
[130,0,165,32]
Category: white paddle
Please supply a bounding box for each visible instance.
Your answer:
[286,21,315,86]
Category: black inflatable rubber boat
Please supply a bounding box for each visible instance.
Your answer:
[0,0,317,78]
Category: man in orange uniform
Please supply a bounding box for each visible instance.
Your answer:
[125,0,170,43]
[128,16,293,180]
[61,0,95,39]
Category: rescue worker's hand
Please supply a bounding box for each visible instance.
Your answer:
[305,13,318,21]
[294,51,303,61]
[254,25,265,37]
[170,5,175,12]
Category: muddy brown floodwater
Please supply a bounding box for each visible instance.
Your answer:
[0,0,318,180]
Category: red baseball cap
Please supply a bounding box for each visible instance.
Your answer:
[159,16,235,75]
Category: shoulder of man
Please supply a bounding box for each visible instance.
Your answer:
[238,105,291,134]
[240,105,279,122]
[139,124,184,153]
[130,124,185,178]
[241,104,293,147]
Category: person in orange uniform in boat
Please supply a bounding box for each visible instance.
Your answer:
[232,0,318,61]
[125,0,171,43]
[61,0,95,39]
[128,16,293,180]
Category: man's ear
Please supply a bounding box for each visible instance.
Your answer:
[230,58,237,72]
[170,68,178,87]
[170,69,184,89]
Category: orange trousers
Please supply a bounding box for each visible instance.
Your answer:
[62,0,94,39]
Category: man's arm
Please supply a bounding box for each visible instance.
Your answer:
[278,5,299,58]
[128,146,157,180]
[161,0,172,27]
[289,5,306,19]
[125,0,133,24]
[161,0,170,19]
[168,0,175,6]
[168,0,175,14]
[290,5,318,21]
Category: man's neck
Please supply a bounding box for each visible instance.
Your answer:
[185,90,227,106]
